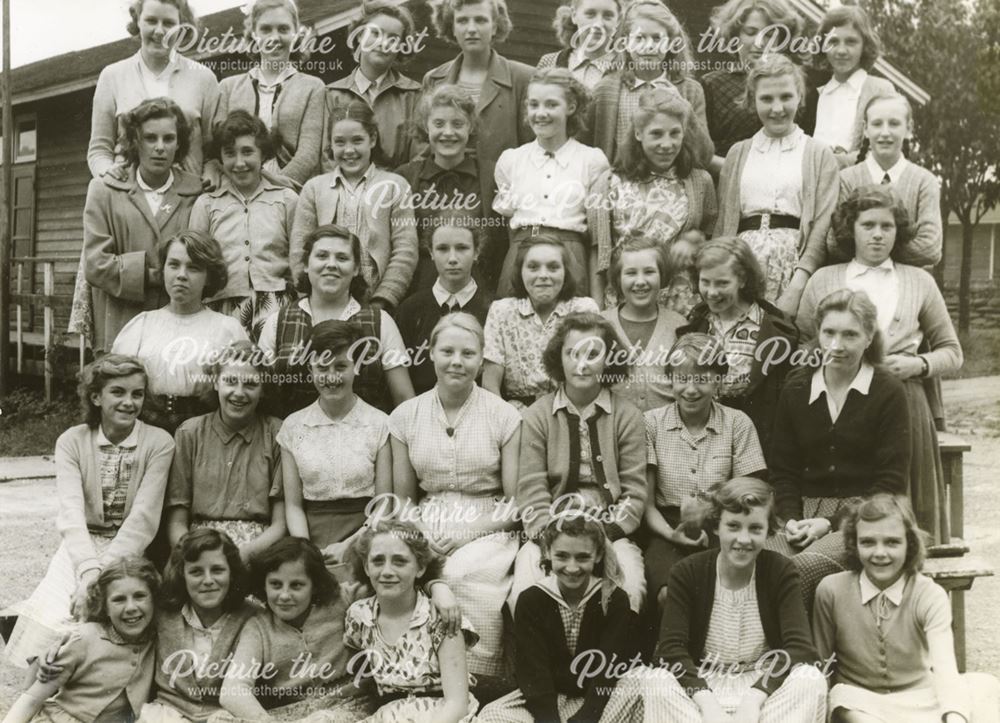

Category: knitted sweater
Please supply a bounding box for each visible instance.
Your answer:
[769,365,910,522]
[797,263,962,378]
[715,135,840,275]
[215,70,327,189]
[515,583,634,723]
[656,549,819,696]
[837,161,942,267]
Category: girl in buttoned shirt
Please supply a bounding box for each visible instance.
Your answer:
[291,99,419,311]
[139,529,257,723]
[592,88,717,310]
[4,558,160,723]
[715,53,840,317]
[345,520,479,723]
[585,1,714,169]
[165,341,287,563]
[813,494,1000,723]
[511,311,647,614]
[482,236,600,412]
[191,111,299,340]
[390,312,521,681]
[209,0,326,191]
[809,5,895,169]
[536,0,623,91]
[217,537,374,721]
[600,237,686,411]
[2,355,173,672]
[494,67,610,299]
[797,186,962,545]
[642,334,767,613]
[278,320,392,564]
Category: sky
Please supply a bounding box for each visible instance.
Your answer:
[1,0,245,68]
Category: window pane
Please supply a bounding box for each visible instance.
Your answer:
[15,120,36,162]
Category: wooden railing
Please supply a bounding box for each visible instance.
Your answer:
[9,255,85,400]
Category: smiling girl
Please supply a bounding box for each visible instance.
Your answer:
[838,94,942,267]
[798,186,962,544]
[715,54,839,316]
[3,357,173,671]
[536,0,623,90]
[291,100,418,311]
[346,520,479,723]
[494,67,610,298]
[4,558,161,723]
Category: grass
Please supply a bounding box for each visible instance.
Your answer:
[0,383,79,457]
[945,329,1000,380]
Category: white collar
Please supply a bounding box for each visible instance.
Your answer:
[181,604,226,633]
[535,573,603,610]
[299,295,362,320]
[330,163,374,188]
[137,170,174,194]
[821,68,868,95]
[136,49,179,78]
[249,64,298,90]
[860,570,906,606]
[864,154,908,185]
[529,139,575,169]
[96,423,140,449]
[628,71,672,91]
[432,278,478,308]
[354,67,388,95]
[846,258,894,280]
[809,362,875,405]
[750,125,805,153]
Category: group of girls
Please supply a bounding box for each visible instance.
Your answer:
[4,0,995,719]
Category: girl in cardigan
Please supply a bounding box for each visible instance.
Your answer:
[394,85,495,295]
[810,5,895,169]
[210,0,326,191]
[838,94,942,267]
[4,558,160,723]
[291,99,418,311]
[259,224,415,415]
[140,529,257,723]
[191,110,299,340]
[602,477,828,723]
[798,186,963,544]
[702,0,809,167]
[678,236,799,451]
[391,312,521,681]
[345,520,479,723]
[217,538,373,721]
[511,311,647,613]
[642,334,767,611]
[535,0,623,90]
[600,237,686,411]
[814,494,1000,723]
[77,96,203,353]
[111,231,248,433]
[770,289,910,569]
[279,320,392,558]
[593,87,717,307]
[483,236,600,411]
[87,0,218,180]
[165,341,287,562]
[715,54,840,317]
[494,67,610,298]
[327,0,423,171]
[585,0,714,168]
[478,513,635,723]
[422,0,535,221]
[3,356,173,670]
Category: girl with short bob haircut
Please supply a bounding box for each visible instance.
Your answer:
[814,494,1000,723]
[536,0,624,89]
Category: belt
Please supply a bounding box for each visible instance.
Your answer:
[737,213,800,233]
[511,225,585,240]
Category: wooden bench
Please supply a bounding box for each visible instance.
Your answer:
[922,433,994,672]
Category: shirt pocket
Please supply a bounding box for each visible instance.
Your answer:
[705,454,734,485]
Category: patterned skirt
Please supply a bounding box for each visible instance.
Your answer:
[209,288,299,343]
[737,227,801,304]
[764,526,850,616]
[478,690,593,723]
[356,692,479,723]
[191,519,268,547]
[205,688,376,723]
[67,254,93,347]
[2,534,113,668]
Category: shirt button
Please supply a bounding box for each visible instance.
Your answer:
[828,465,836,472]
[603,483,610,489]
[595,455,603,462]
[245,256,250,261]
[245,240,250,245]
[691,468,697,474]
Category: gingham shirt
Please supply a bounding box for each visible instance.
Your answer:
[740,126,806,216]
[614,72,678,155]
[328,165,379,288]
[644,401,766,508]
[706,302,764,397]
[95,425,139,530]
[535,574,603,655]
[388,386,521,496]
[552,386,613,486]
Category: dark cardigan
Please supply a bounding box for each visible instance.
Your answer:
[394,285,493,395]
[515,584,635,723]
[769,364,910,523]
[678,299,799,454]
[655,549,818,696]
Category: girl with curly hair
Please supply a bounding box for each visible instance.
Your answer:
[536,0,624,90]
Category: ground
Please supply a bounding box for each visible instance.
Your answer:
[1,381,999,714]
